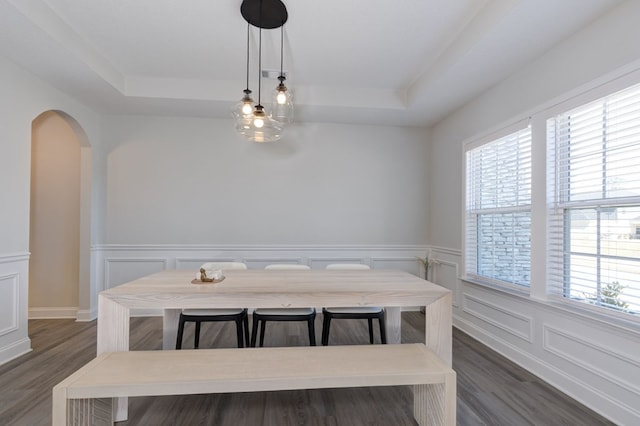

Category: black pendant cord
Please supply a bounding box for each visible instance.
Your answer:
[245,22,250,92]
[257,26,262,106]
[256,0,263,107]
[279,25,284,78]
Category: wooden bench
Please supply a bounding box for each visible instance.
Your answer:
[53,343,456,425]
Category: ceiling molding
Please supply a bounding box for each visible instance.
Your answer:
[8,0,125,93]
[0,0,626,127]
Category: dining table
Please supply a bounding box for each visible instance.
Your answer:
[97,268,452,421]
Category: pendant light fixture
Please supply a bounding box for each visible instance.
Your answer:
[271,25,293,124]
[235,0,291,142]
[245,17,282,142]
[231,22,255,135]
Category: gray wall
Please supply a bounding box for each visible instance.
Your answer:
[102,116,430,245]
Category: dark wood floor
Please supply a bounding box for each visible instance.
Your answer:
[0,313,614,425]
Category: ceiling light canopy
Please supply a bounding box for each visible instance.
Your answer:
[233,0,293,143]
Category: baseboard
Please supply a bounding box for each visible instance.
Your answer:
[0,337,31,366]
[28,307,78,319]
[76,308,98,322]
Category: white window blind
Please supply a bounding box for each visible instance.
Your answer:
[548,82,640,315]
[465,127,532,287]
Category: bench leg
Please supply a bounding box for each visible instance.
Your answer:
[63,398,113,426]
[413,373,456,426]
[98,295,130,422]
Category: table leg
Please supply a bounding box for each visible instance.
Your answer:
[163,309,181,350]
[97,294,130,422]
[423,293,452,366]
[384,307,402,344]
[97,295,130,354]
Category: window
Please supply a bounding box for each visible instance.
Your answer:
[548,83,640,315]
[465,126,532,287]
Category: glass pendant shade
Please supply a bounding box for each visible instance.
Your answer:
[271,78,294,124]
[231,89,255,125]
[234,113,253,135]
[242,105,283,142]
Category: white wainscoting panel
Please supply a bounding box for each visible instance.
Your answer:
[431,260,459,308]
[429,247,462,307]
[463,293,533,343]
[104,258,168,290]
[0,253,31,366]
[370,257,419,274]
[430,245,640,425]
[543,325,640,411]
[0,273,19,336]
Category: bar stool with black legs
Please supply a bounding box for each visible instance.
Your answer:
[251,264,316,347]
[176,262,249,349]
[321,263,386,346]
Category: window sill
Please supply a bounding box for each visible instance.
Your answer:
[460,275,530,298]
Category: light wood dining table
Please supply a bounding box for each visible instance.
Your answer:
[97,268,452,421]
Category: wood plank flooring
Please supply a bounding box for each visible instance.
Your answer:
[0,313,614,425]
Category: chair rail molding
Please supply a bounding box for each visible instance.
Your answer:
[0,253,30,264]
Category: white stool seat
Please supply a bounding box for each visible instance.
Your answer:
[324,307,383,314]
[254,308,315,316]
[183,308,245,316]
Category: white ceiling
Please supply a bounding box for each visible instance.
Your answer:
[0,0,625,127]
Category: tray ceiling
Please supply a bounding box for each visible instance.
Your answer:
[0,0,624,126]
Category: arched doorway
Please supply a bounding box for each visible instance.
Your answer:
[29,111,92,320]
